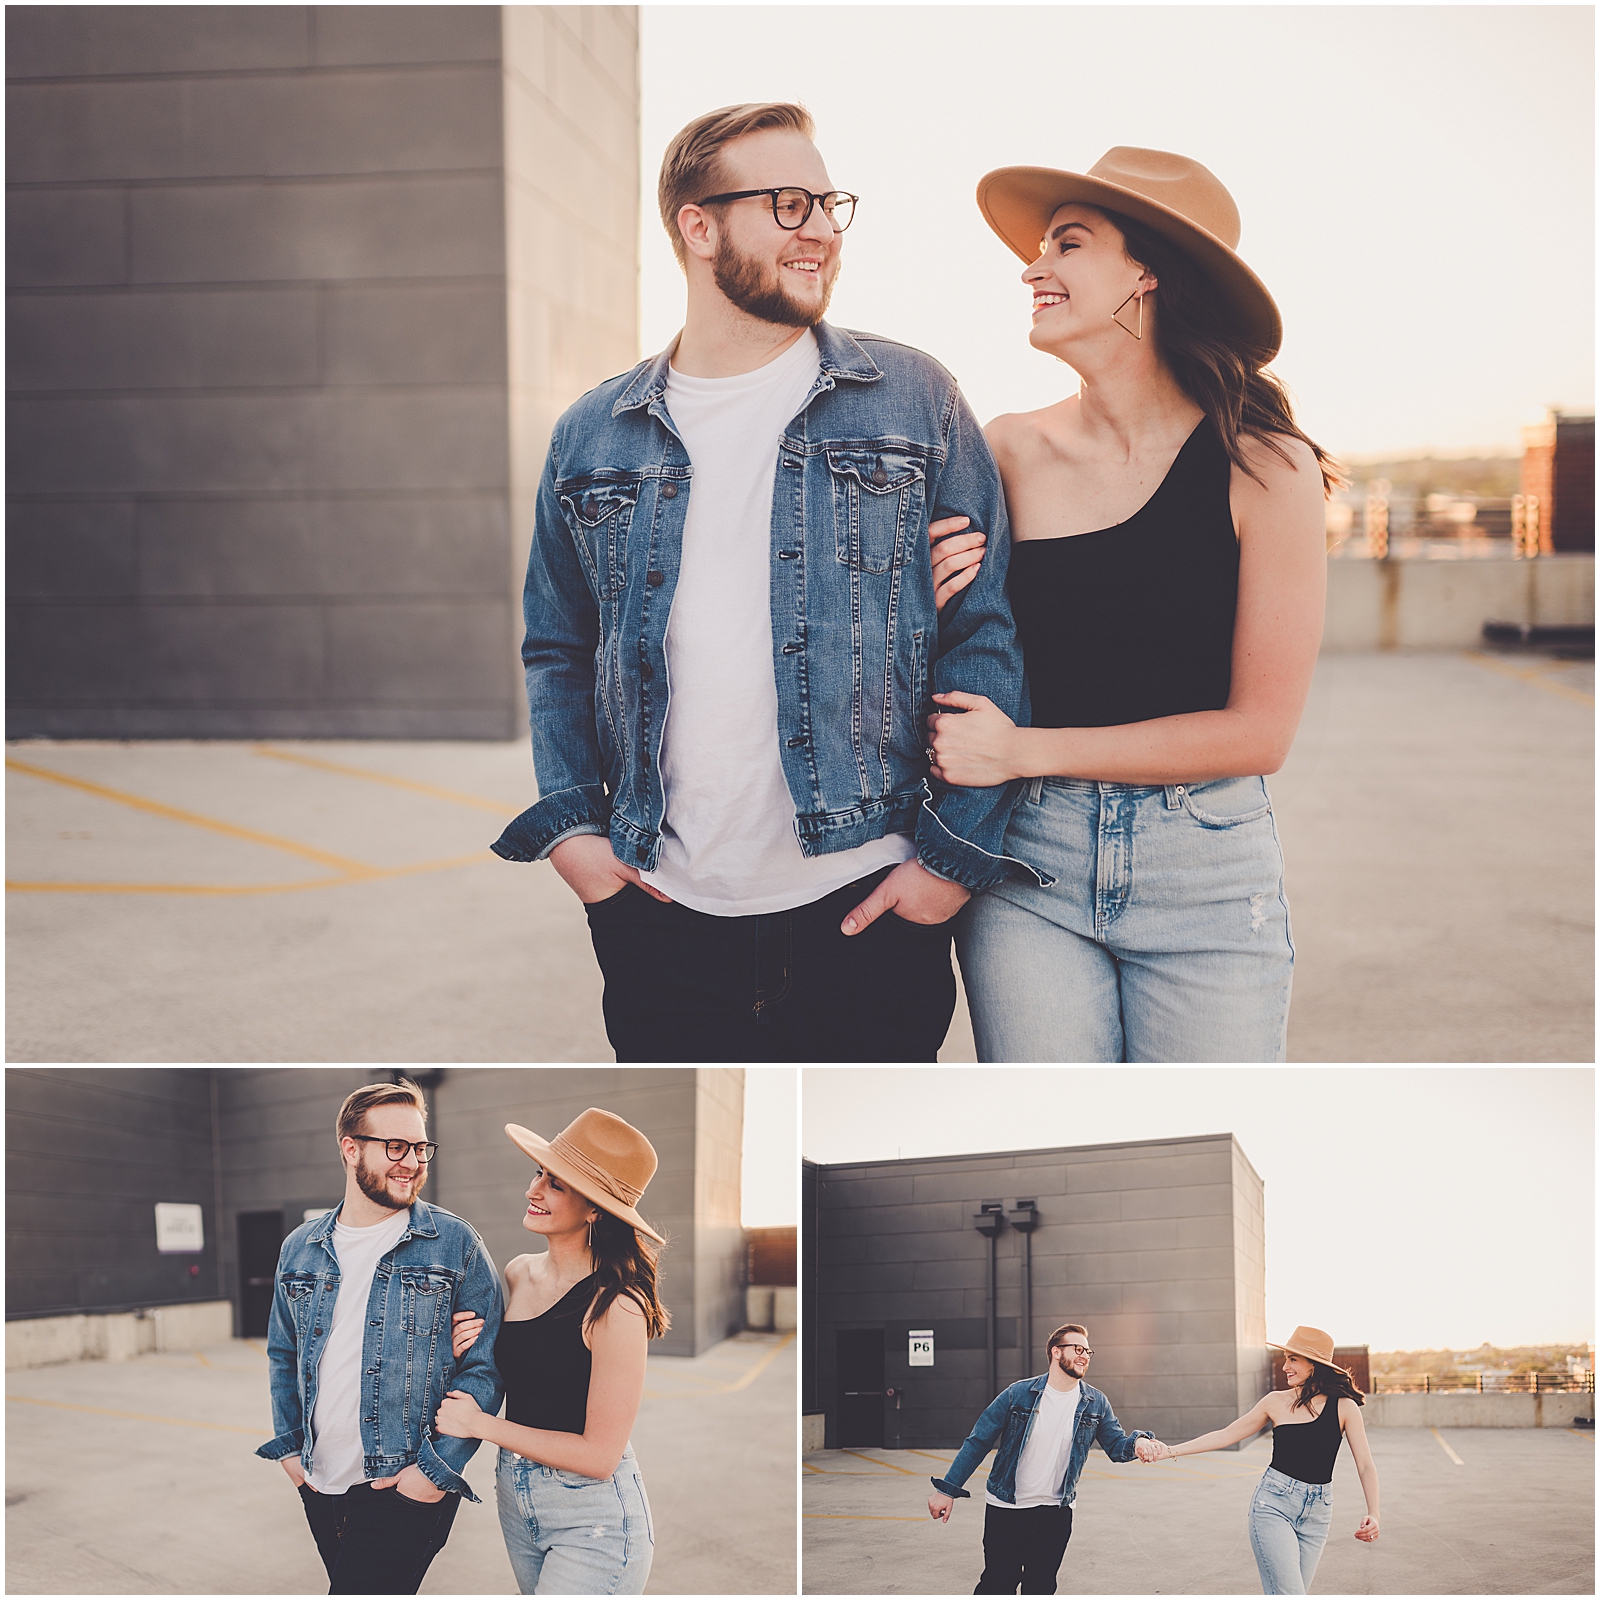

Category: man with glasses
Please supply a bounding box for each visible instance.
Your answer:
[256,1079,504,1594]
[928,1322,1164,1593]
[494,101,1040,1062]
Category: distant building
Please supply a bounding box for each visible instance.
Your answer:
[804,1133,1268,1452]
[1521,409,1596,553]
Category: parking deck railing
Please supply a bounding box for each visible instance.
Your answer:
[1371,1371,1595,1394]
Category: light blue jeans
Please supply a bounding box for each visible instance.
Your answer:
[956,776,1294,1062]
[495,1446,654,1595]
[1248,1467,1332,1593]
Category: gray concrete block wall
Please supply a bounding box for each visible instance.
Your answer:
[5,1067,222,1317]
[813,1134,1269,1451]
[7,6,639,741]
[692,1068,748,1353]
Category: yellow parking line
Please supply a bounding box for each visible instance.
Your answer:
[1464,651,1595,706]
[6,851,490,897]
[6,759,375,873]
[253,746,520,816]
[7,1393,265,1436]
[907,1449,957,1463]
[1430,1427,1464,1465]
[718,1330,794,1393]
[842,1450,917,1475]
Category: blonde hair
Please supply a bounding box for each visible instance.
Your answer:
[336,1078,427,1145]
[1047,1322,1089,1352]
[657,102,815,268]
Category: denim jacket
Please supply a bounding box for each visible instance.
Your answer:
[931,1377,1151,1506]
[491,321,1049,894]
[254,1200,505,1503]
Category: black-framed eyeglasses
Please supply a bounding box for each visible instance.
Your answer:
[694,187,857,232]
[1056,1343,1093,1358]
[349,1135,438,1163]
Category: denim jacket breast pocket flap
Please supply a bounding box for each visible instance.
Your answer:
[557,476,639,598]
[826,447,927,573]
[398,1269,455,1334]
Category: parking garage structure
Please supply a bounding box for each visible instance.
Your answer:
[804,1133,1268,1452]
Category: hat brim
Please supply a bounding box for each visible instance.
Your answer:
[1269,1339,1349,1374]
[976,165,1282,361]
[505,1123,666,1245]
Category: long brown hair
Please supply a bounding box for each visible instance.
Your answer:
[585,1208,671,1341]
[1100,206,1344,496]
[1294,1358,1365,1413]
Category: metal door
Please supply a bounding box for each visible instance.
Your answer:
[237,1210,284,1338]
[836,1327,885,1447]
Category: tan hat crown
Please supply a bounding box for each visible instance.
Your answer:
[1272,1325,1340,1367]
[505,1108,665,1244]
[1083,147,1240,251]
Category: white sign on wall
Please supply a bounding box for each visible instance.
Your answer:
[909,1329,935,1367]
[154,1202,204,1254]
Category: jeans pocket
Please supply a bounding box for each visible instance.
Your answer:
[584,883,642,921]
[1176,776,1272,828]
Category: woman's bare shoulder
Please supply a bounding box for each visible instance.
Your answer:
[1236,431,1322,490]
[986,403,1070,463]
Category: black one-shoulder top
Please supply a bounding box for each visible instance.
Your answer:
[494,1272,598,1435]
[1007,418,1239,729]
[1270,1394,1344,1485]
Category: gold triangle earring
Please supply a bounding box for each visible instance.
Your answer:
[1113,290,1144,340]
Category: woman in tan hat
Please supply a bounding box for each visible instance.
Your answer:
[1140,1326,1380,1592]
[923,148,1338,1063]
[433,1110,669,1594]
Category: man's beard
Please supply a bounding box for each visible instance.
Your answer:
[356,1154,426,1212]
[712,233,836,328]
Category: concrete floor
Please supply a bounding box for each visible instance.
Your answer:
[6,649,1593,1062]
[4,1330,795,1595]
[802,1427,1596,1594]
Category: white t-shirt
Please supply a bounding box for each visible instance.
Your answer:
[305,1207,410,1495]
[987,1380,1082,1510]
[640,330,914,916]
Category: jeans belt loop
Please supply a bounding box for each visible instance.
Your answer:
[1027,776,1044,805]
[1163,784,1181,809]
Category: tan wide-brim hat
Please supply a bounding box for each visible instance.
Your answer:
[976,146,1282,360]
[1270,1325,1348,1371]
[506,1109,665,1245]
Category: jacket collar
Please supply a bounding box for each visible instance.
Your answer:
[612,320,883,416]
[309,1198,439,1245]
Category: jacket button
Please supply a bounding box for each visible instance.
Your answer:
[661,481,678,499]
[872,465,889,486]
[647,570,665,586]
[314,1328,323,1337]
[640,663,654,680]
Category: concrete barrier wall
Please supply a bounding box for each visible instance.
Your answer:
[1323,554,1595,651]
[6,1299,234,1370]
[1366,1390,1595,1428]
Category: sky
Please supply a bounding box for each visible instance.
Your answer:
[801,1066,1595,1351]
[639,5,1594,460]
[742,1066,799,1225]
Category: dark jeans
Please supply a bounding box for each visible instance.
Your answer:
[974,1502,1074,1595]
[299,1481,460,1595]
[584,866,958,1062]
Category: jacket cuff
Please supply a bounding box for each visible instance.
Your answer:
[931,1476,970,1499]
[256,1427,305,1462]
[417,1436,478,1504]
[490,786,611,863]
[914,785,1054,892]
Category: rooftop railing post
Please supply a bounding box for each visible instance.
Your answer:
[973,1204,1006,1398]
[1008,1200,1038,1377]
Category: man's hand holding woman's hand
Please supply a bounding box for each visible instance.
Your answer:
[928,1490,956,1521]
[1134,1438,1172,1463]
[549,834,672,907]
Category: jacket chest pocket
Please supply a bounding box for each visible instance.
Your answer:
[827,449,926,574]
[281,1273,319,1333]
[559,479,639,600]
[399,1270,454,1336]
